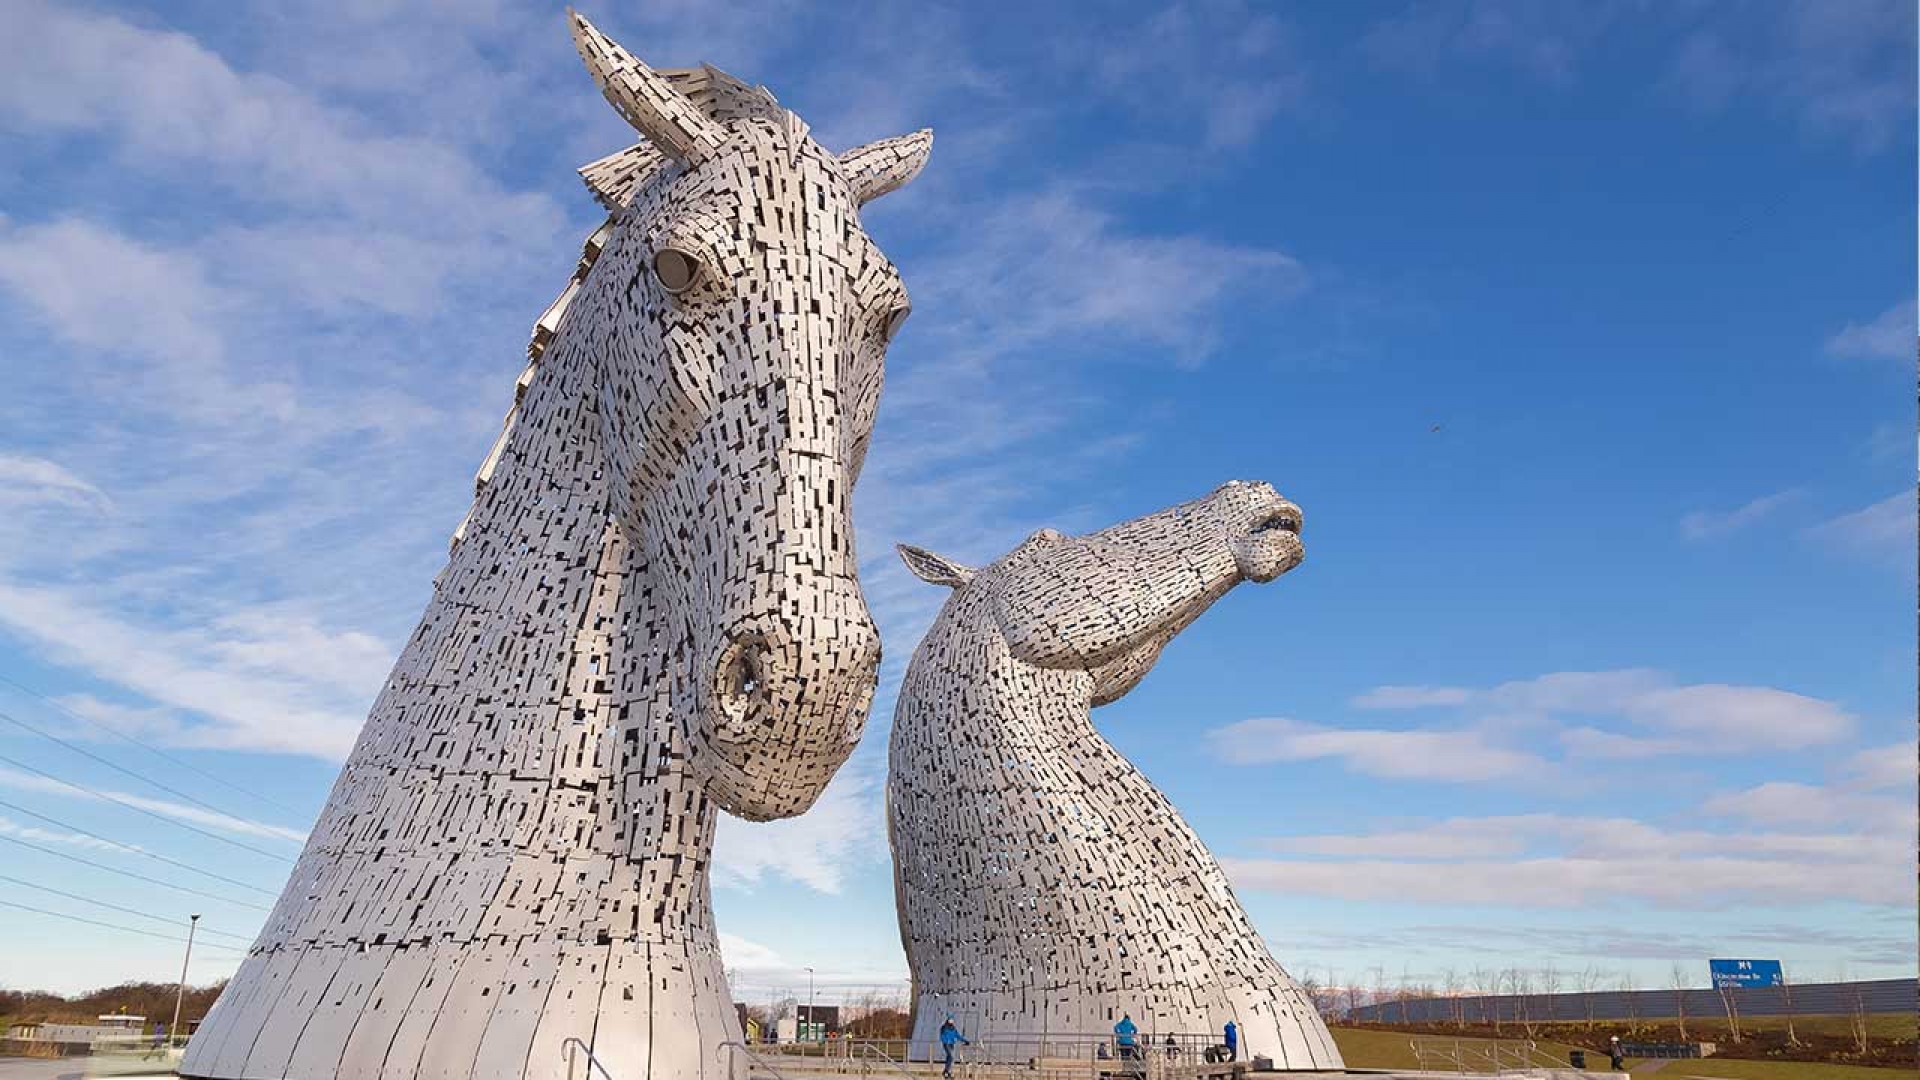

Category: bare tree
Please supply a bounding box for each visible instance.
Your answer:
[1848,986,1870,1054]
[1576,965,1603,1028]
[1471,966,1500,1032]
[1668,964,1689,1042]
[1397,964,1414,1025]
[1618,971,1639,1026]
[1510,968,1538,1038]
[1441,968,1463,1029]
[1780,970,1801,1047]
[1540,964,1563,1026]
[1717,983,1743,1043]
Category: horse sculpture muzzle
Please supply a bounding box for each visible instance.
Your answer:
[693,603,882,821]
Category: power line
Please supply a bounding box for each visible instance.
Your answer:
[0,834,271,912]
[0,671,306,817]
[0,798,281,897]
[0,873,255,944]
[0,897,248,954]
[0,702,305,839]
[0,748,293,862]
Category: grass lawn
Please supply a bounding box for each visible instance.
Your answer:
[1328,1026,1588,1071]
[1629,1058,1919,1079]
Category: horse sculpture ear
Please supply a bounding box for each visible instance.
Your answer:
[841,130,934,205]
[898,543,973,588]
[569,9,726,163]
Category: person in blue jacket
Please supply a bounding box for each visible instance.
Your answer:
[939,1017,969,1079]
[1114,1014,1140,1060]
[1223,1020,1238,1061]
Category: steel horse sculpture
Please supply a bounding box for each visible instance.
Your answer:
[182,13,931,1080]
[888,482,1344,1070]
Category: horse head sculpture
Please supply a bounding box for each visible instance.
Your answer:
[888,482,1342,1070]
[180,14,931,1080]
[567,11,929,819]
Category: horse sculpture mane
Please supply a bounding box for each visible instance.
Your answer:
[180,13,930,1080]
[888,482,1344,1071]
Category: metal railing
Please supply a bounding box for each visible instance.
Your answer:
[741,1034,1242,1080]
[717,1039,797,1080]
[1407,1035,1576,1074]
[561,1036,620,1080]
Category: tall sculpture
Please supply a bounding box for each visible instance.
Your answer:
[888,482,1343,1070]
[181,13,931,1080]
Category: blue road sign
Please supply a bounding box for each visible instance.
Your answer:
[1709,958,1783,988]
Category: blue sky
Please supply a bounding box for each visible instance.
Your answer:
[0,0,1911,1006]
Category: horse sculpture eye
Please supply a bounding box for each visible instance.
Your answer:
[652,247,701,294]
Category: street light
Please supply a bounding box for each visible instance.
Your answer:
[170,914,200,1050]
[805,967,816,1046]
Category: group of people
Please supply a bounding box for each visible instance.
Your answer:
[935,1014,1242,1079]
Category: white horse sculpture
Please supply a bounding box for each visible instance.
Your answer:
[181,13,930,1080]
[888,482,1343,1070]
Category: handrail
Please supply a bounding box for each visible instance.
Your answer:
[716,1039,792,1080]
[856,1042,917,1080]
[561,1036,618,1080]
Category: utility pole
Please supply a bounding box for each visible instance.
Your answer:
[170,914,200,1049]
[806,967,816,1045]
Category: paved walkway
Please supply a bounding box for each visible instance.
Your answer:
[0,1056,174,1080]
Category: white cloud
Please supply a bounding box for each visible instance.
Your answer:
[1206,717,1549,782]
[1361,0,1620,85]
[1349,685,1471,710]
[0,812,130,852]
[0,454,111,513]
[1839,739,1915,792]
[0,765,306,845]
[1702,781,1908,828]
[713,760,884,895]
[1679,489,1801,540]
[0,219,227,367]
[1086,2,1307,149]
[1665,0,1916,153]
[1234,807,1910,908]
[0,579,379,760]
[1825,300,1916,361]
[1350,669,1854,753]
[1806,492,1914,564]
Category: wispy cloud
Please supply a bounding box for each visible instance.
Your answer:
[1825,299,1917,361]
[0,765,306,845]
[1805,491,1914,565]
[1207,716,1549,782]
[713,760,883,895]
[1230,804,1910,908]
[1679,488,1801,540]
[1352,669,1854,753]
[0,580,378,759]
[0,454,111,513]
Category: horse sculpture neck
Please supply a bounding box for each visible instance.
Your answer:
[180,227,739,1080]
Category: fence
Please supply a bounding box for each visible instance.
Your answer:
[1345,977,1915,1024]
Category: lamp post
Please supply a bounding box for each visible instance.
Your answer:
[805,967,816,1046]
[170,914,200,1049]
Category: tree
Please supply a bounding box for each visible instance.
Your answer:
[1471,966,1500,1032]
[1539,965,1562,1026]
[1576,966,1604,1028]
[1618,971,1639,1026]
[1780,970,1801,1047]
[1668,964,1689,1041]
[1441,968,1463,1029]
[1717,983,1743,1043]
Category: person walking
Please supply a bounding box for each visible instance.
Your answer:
[1608,1035,1624,1071]
[939,1017,969,1079]
[1114,1014,1139,1059]
[1223,1020,1238,1062]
